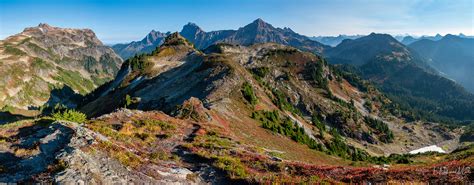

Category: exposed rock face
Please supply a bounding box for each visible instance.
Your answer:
[0,23,122,113]
[112,19,328,59]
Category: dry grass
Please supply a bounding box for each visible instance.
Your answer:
[14,147,40,157]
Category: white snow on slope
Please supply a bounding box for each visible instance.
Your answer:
[409,145,446,154]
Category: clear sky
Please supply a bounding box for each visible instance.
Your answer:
[1,0,473,44]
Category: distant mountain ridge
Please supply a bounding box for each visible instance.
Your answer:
[326,33,430,68]
[409,34,474,93]
[112,30,170,60]
[309,35,364,46]
[112,19,328,59]
[400,33,473,45]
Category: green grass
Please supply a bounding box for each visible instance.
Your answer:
[53,67,95,94]
[214,156,248,178]
[241,82,258,106]
[91,76,112,86]
[194,132,234,150]
[27,42,52,56]
[52,109,87,123]
[15,75,51,104]
[4,45,26,56]
[32,58,53,69]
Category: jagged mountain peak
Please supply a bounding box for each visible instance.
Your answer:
[244,18,274,30]
[181,22,204,35]
[38,23,53,29]
[252,18,266,24]
[141,30,167,44]
[113,19,328,59]
[184,22,200,28]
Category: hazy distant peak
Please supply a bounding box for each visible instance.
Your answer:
[253,18,265,24]
[185,22,199,27]
[246,18,273,29]
[282,27,295,33]
[365,33,397,42]
[443,34,458,39]
[183,22,203,31]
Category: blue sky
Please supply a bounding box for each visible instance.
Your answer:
[1,0,473,44]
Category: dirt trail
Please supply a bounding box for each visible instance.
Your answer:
[173,123,229,184]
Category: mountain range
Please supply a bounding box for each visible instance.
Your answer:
[0,21,473,183]
[112,19,328,60]
[309,33,473,47]
[309,35,364,46]
[400,33,473,45]
[326,33,474,122]
[111,30,170,60]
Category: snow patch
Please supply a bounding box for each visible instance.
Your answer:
[409,145,446,154]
